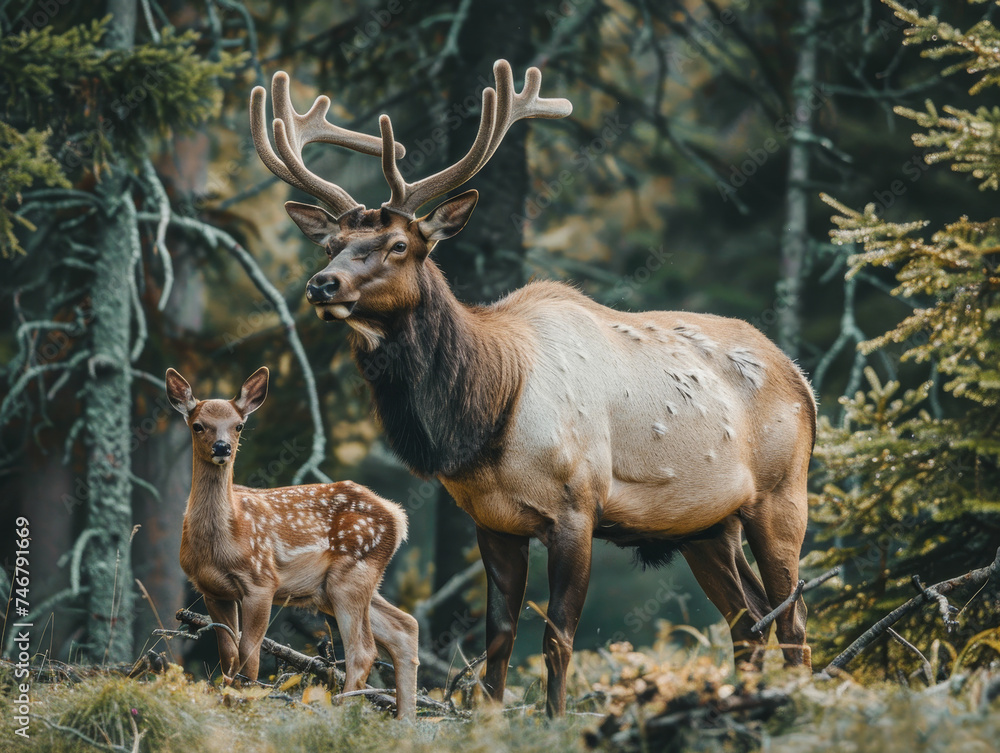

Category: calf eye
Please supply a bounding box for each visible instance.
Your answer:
[192,423,204,433]
[236,423,244,432]
[392,242,407,254]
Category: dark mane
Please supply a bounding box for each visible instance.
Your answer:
[353,261,527,478]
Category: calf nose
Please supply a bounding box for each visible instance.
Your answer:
[211,440,231,457]
[306,274,341,303]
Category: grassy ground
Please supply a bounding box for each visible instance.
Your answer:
[2,632,998,753]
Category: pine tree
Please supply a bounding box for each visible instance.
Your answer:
[809,0,1000,674]
[0,10,241,662]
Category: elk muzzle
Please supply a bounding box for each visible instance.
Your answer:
[306,271,358,321]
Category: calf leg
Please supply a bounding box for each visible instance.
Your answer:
[369,593,419,719]
[204,597,240,680]
[326,566,379,693]
[235,592,272,682]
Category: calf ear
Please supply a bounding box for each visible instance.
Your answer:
[416,190,478,246]
[234,366,269,416]
[165,369,198,417]
[285,202,340,246]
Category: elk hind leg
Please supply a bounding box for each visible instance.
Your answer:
[681,516,771,669]
[741,478,810,667]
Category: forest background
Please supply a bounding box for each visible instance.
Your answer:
[1,0,998,692]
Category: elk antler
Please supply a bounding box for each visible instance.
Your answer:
[380,59,573,216]
[250,61,572,219]
[250,71,406,219]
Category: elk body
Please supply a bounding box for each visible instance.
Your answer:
[165,367,418,718]
[251,61,816,716]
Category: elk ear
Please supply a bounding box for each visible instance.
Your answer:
[416,190,478,245]
[234,366,268,416]
[165,368,198,418]
[285,202,339,246]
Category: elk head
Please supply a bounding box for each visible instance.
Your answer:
[250,61,572,343]
[166,367,269,466]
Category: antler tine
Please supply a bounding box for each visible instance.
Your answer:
[383,88,499,216]
[250,84,299,189]
[251,71,407,219]
[385,59,572,216]
[380,115,407,209]
[482,60,572,162]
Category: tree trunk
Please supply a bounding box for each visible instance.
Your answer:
[81,170,136,663]
[429,2,532,657]
[81,0,137,664]
[777,0,822,359]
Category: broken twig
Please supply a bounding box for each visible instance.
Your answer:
[825,547,1000,673]
[750,566,840,635]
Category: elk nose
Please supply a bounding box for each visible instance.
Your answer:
[211,440,231,458]
[306,274,341,303]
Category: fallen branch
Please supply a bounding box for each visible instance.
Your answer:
[825,546,1000,673]
[444,650,487,707]
[585,685,790,751]
[750,566,840,636]
[174,609,457,715]
[176,608,339,687]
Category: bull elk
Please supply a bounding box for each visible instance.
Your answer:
[165,367,418,718]
[250,60,816,716]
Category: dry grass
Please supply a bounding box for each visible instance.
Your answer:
[2,624,998,753]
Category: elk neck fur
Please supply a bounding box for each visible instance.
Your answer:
[353,258,534,479]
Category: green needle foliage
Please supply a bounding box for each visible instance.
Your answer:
[0,121,68,256]
[809,0,1000,675]
[0,16,243,256]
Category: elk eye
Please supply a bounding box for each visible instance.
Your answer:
[192,423,204,433]
[236,423,244,432]
[392,242,407,254]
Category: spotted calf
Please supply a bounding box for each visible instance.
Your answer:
[166,367,418,719]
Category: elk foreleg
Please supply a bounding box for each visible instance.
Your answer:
[477,526,529,703]
[542,517,592,717]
